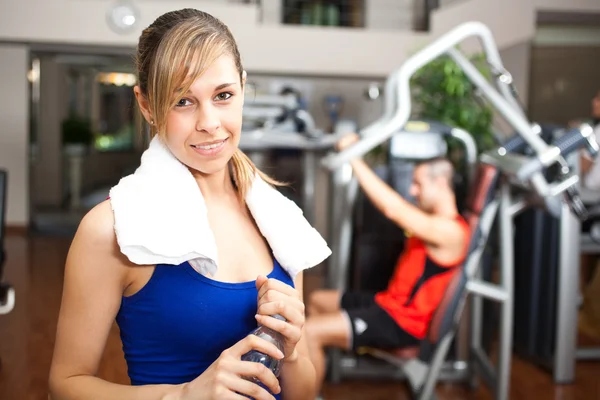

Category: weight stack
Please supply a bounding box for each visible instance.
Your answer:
[512,207,560,368]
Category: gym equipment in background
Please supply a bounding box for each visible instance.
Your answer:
[321,21,597,400]
[506,124,600,384]
[239,92,337,223]
[349,120,465,292]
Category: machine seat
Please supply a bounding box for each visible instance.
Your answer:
[390,347,420,359]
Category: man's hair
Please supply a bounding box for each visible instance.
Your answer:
[416,157,454,187]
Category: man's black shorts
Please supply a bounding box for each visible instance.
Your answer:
[341,291,419,350]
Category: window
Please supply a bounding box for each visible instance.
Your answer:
[281,0,364,28]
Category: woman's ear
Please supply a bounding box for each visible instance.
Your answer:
[241,70,247,107]
[133,85,153,124]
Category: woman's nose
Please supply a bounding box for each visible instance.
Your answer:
[195,105,221,134]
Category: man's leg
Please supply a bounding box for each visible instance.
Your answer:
[305,312,351,389]
[307,289,341,316]
[306,302,421,392]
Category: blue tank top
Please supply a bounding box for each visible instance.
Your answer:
[116,258,294,399]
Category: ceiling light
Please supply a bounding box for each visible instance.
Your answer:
[106,0,140,34]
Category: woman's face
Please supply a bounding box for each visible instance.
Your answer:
[164,54,244,177]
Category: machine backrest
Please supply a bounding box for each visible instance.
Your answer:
[420,163,499,359]
[0,170,6,268]
[463,164,500,255]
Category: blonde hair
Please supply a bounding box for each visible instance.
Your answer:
[135,9,282,201]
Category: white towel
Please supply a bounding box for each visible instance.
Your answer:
[109,136,331,279]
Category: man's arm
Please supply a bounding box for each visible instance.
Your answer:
[580,125,600,176]
[350,158,463,251]
[581,153,594,175]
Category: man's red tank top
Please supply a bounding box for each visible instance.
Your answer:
[374,216,470,339]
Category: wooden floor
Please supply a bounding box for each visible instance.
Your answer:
[1,233,600,399]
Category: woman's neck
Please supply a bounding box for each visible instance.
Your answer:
[191,167,237,203]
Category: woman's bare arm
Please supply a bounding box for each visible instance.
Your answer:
[278,272,317,400]
[48,200,182,400]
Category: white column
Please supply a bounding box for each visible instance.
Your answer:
[260,0,283,25]
[0,44,29,227]
[365,0,414,30]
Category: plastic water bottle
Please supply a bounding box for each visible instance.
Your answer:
[241,314,286,380]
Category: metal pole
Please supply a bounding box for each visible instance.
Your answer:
[447,48,547,155]
[553,203,580,383]
[497,182,514,400]
[326,167,344,383]
[302,151,316,224]
[325,164,356,383]
[323,22,552,171]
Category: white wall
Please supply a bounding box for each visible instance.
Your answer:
[365,0,414,31]
[32,56,67,208]
[0,0,427,78]
[1,0,598,77]
[430,0,536,50]
[0,0,557,78]
[494,41,532,136]
[431,0,600,50]
[0,45,29,226]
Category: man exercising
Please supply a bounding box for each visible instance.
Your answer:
[305,133,471,390]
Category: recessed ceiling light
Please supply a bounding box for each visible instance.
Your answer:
[106,0,140,34]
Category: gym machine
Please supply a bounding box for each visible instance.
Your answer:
[0,169,16,316]
[509,124,600,383]
[321,21,597,399]
[327,119,482,384]
[239,93,337,224]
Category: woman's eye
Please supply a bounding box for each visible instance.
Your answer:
[215,92,233,101]
[176,98,192,107]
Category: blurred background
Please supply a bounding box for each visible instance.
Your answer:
[1,1,600,399]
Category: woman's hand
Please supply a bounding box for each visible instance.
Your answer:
[255,276,305,361]
[179,334,284,400]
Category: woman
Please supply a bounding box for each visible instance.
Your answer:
[49,9,317,400]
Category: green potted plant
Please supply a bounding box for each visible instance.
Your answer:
[410,53,497,159]
[409,52,498,211]
[364,53,496,166]
[62,114,93,156]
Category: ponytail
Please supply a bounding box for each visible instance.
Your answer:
[230,149,284,202]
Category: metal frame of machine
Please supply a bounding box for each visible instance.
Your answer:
[321,21,598,399]
[552,154,600,383]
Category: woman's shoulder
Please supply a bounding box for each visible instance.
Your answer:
[77,199,116,245]
[70,199,131,274]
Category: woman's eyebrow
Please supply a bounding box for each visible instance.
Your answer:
[214,82,236,91]
[177,82,236,95]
